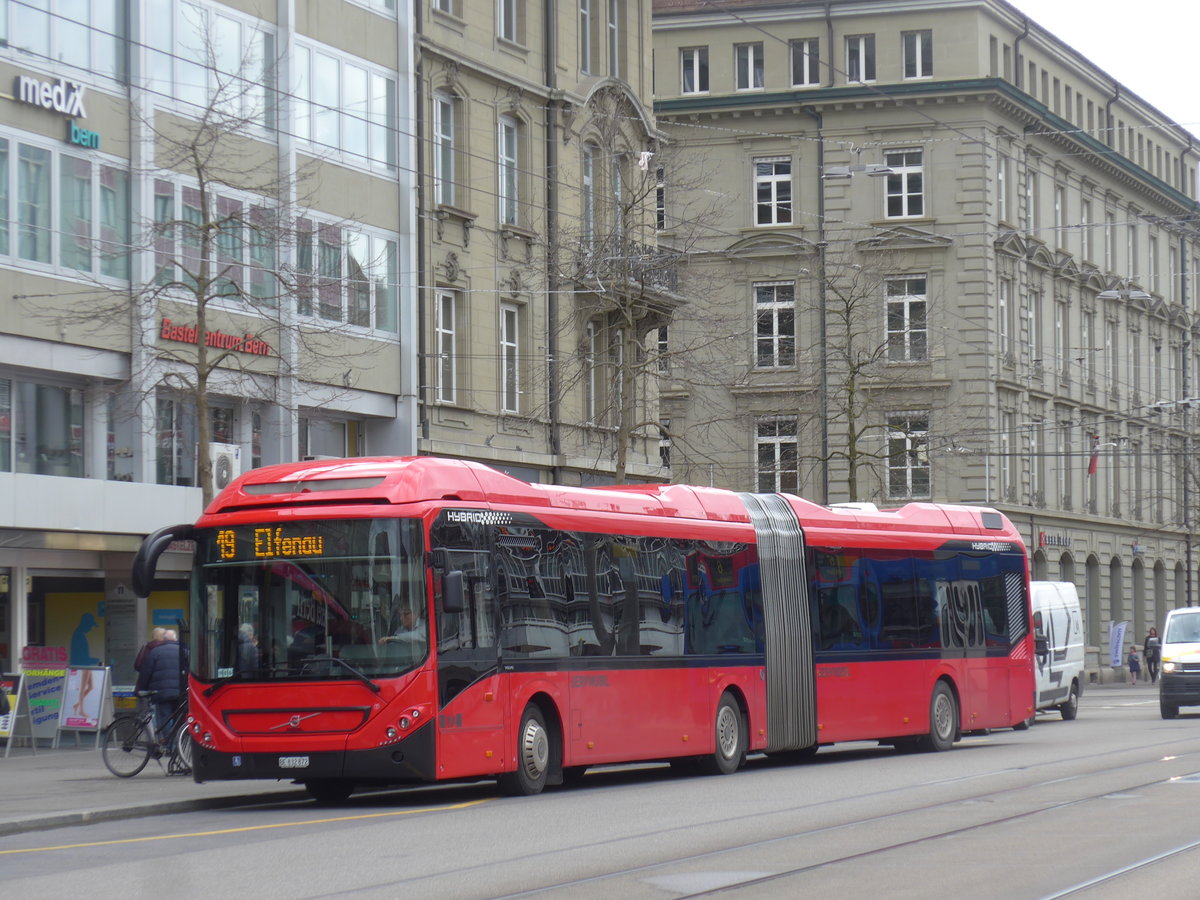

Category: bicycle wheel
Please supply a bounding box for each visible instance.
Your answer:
[172,725,194,775]
[102,716,153,777]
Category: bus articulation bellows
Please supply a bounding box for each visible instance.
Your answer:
[132,456,1035,802]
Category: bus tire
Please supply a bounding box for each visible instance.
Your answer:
[499,704,552,796]
[1013,695,1036,730]
[1059,682,1079,720]
[305,779,354,804]
[919,682,958,752]
[1161,697,1179,719]
[698,693,746,776]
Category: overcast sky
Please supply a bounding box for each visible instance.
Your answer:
[1010,0,1200,134]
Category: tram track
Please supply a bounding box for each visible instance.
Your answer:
[474,732,1200,899]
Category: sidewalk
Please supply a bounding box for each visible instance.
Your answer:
[0,743,307,837]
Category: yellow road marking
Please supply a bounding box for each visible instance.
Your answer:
[1,797,493,856]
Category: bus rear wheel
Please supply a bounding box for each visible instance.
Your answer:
[499,704,552,796]
[918,682,958,752]
[698,693,746,775]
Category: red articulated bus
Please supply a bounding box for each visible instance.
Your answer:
[132,456,1035,802]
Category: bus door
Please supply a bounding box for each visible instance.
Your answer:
[429,517,505,780]
[935,550,1001,728]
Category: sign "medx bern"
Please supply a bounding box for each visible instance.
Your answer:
[15,75,88,118]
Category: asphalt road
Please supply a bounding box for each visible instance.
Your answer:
[3,683,1198,899]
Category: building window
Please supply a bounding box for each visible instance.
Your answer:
[1029,285,1044,367]
[998,410,1013,500]
[581,143,597,243]
[1149,233,1160,294]
[156,394,196,486]
[501,303,521,413]
[5,0,126,81]
[608,0,621,76]
[1082,309,1096,385]
[681,46,709,94]
[434,290,458,404]
[1105,318,1119,393]
[584,321,598,424]
[1023,167,1038,233]
[1081,197,1093,261]
[655,166,666,231]
[295,42,396,169]
[756,417,798,493]
[902,30,932,79]
[580,0,594,73]
[1104,211,1115,271]
[0,378,84,477]
[294,217,399,331]
[735,42,764,91]
[3,139,130,279]
[846,35,875,83]
[997,153,1010,223]
[754,157,792,226]
[790,38,819,87]
[887,416,929,499]
[754,282,796,368]
[499,0,523,43]
[148,1,275,128]
[998,276,1012,359]
[1053,183,1066,247]
[433,92,458,207]
[1054,299,1069,376]
[498,116,520,227]
[885,150,924,218]
[886,276,928,361]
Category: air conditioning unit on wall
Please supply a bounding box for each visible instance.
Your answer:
[208,442,243,491]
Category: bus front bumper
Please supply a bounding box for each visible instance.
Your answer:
[191,719,435,785]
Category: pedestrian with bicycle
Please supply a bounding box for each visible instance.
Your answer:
[135,629,183,735]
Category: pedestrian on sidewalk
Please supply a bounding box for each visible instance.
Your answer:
[135,632,182,735]
[1128,645,1141,685]
[1143,627,1161,683]
[134,627,167,673]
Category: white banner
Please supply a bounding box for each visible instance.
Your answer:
[1110,620,1129,668]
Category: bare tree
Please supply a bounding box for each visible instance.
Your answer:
[540,87,740,483]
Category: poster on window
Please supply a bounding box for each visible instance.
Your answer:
[59,666,110,731]
[0,675,16,739]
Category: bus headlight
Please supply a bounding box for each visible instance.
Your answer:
[1162,661,1179,674]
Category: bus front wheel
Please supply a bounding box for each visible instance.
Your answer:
[698,693,746,775]
[919,682,958,752]
[499,704,552,796]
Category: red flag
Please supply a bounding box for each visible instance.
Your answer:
[1087,434,1100,476]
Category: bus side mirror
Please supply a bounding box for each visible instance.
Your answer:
[132,523,196,597]
[442,570,465,613]
[1034,635,1049,656]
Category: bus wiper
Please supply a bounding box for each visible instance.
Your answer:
[303,656,382,692]
[201,669,257,697]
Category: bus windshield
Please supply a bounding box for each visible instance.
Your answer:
[190,518,426,683]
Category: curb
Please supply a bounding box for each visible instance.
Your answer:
[0,789,310,838]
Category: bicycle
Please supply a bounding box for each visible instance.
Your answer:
[101,692,193,778]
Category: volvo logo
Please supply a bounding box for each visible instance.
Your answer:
[268,712,320,731]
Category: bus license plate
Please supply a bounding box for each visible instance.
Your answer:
[279,756,310,769]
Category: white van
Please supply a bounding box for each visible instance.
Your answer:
[1029,581,1085,720]
[1158,607,1200,718]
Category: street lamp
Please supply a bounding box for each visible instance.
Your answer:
[1096,287,1152,302]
